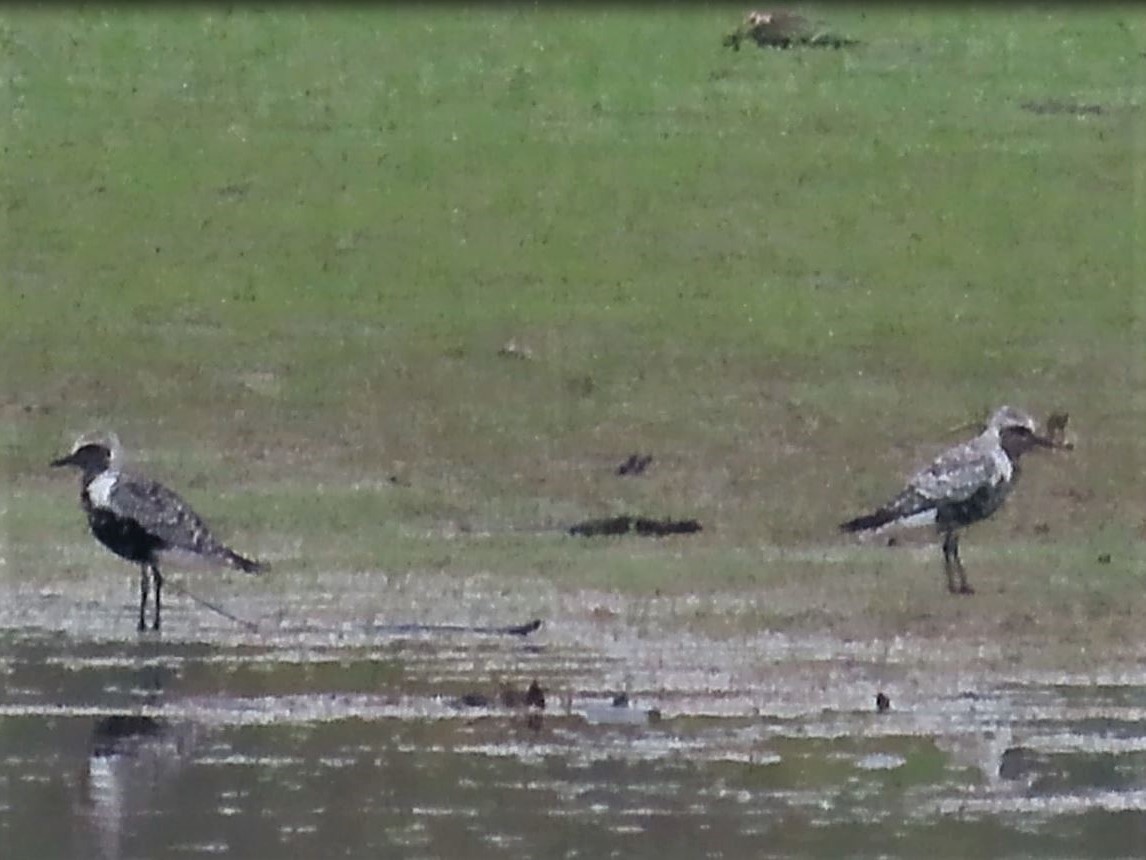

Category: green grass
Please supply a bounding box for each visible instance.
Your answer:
[2,6,1143,626]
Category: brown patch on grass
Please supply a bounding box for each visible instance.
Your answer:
[1020,99,1105,116]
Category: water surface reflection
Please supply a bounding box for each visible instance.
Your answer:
[4,575,1146,857]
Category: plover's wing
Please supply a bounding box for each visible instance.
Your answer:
[106,476,224,556]
[908,439,1007,504]
[843,434,1011,534]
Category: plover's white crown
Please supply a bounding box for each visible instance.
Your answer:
[985,405,1038,435]
[69,430,124,467]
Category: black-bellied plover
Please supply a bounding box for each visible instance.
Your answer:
[51,438,266,631]
[840,406,1064,594]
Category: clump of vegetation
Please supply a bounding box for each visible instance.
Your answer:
[722,9,859,50]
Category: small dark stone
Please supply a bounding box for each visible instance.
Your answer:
[1097,553,1112,564]
[875,692,891,713]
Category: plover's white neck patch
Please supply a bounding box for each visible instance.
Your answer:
[87,471,119,509]
[991,444,1015,482]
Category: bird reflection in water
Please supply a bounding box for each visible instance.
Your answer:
[78,703,196,859]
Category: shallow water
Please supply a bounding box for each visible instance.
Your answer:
[3,570,1146,858]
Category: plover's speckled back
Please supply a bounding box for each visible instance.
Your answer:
[841,406,1065,594]
[52,438,266,631]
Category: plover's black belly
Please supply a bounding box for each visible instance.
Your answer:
[87,508,166,564]
[937,483,1011,530]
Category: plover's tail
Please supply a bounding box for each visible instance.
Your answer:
[221,548,268,574]
[840,508,897,533]
[841,488,934,534]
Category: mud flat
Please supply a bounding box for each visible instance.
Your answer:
[4,567,1146,858]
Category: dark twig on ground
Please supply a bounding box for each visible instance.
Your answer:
[568,516,702,538]
[372,618,542,637]
[616,453,654,477]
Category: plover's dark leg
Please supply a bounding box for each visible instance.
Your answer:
[942,531,959,594]
[944,532,973,595]
[942,532,955,593]
[956,559,974,594]
[138,564,150,632]
[151,564,164,631]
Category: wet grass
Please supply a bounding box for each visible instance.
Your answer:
[2,6,1144,642]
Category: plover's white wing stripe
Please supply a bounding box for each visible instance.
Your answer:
[893,508,939,529]
[107,476,223,556]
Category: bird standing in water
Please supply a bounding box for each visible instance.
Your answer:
[51,438,266,631]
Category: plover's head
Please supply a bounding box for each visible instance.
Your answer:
[985,405,1038,435]
[986,405,1059,458]
[51,441,114,474]
[746,11,774,26]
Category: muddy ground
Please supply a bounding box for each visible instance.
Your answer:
[2,7,1143,857]
[4,563,1146,859]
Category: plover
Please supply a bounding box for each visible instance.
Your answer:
[51,438,266,631]
[840,406,1064,594]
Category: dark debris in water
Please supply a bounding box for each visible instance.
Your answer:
[370,618,542,637]
[998,746,1046,782]
[91,714,168,757]
[454,679,546,710]
[585,692,664,726]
